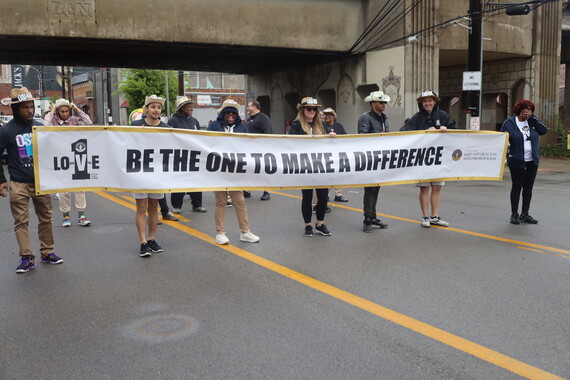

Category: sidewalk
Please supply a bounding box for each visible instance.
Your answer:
[537,157,570,172]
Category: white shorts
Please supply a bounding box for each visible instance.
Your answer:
[133,193,164,199]
[416,181,445,187]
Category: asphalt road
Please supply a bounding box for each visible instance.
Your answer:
[0,160,569,379]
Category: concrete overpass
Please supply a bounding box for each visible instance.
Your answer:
[0,0,364,74]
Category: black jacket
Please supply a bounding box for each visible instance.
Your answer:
[402,102,455,131]
[325,121,347,135]
[0,117,43,184]
[288,120,324,135]
[501,115,548,168]
[357,110,389,134]
[167,113,200,130]
[246,112,273,134]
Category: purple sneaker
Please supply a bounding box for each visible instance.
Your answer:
[16,256,36,273]
[40,252,63,264]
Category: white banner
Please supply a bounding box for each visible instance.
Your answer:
[33,126,508,194]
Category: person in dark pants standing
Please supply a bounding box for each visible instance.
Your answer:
[323,107,349,203]
[288,97,337,237]
[167,96,206,213]
[0,87,62,273]
[357,91,390,233]
[245,100,273,201]
[500,99,548,224]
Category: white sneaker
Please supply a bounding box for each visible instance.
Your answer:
[172,208,181,214]
[215,233,230,245]
[421,216,430,228]
[240,231,260,243]
[430,216,449,227]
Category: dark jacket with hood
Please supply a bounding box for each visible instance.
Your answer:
[167,112,200,130]
[207,108,248,133]
[0,110,43,184]
[500,114,548,168]
[402,101,456,131]
[357,110,389,134]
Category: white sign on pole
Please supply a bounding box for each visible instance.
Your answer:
[196,95,212,105]
[463,71,482,91]
[469,116,481,131]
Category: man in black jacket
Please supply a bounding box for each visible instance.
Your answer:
[402,90,455,228]
[167,96,206,213]
[358,91,390,232]
[246,100,273,201]
[0,87,62,273]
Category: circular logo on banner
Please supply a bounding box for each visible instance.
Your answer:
[75,141,87,153]
[452,149,463,161]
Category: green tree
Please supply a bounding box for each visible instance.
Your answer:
[116,69,178,115]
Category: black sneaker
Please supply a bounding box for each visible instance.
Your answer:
[510,213,520,225]
[304,225,314,237]
[362,221,372,233]
[16,255,36,273]
[371,219,388,229]
[260,191,271,201]
[147,239,163,253]
[334,196,349,202]
[520,214,538,224]
[243,191,251,198]
[140,242,152,257]
[315,224,332,236]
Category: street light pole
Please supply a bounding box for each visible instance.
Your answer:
[466,0,482,128]
[25,65,43,98]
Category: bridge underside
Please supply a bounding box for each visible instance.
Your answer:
[0,35,352,74]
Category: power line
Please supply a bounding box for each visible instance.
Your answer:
[349,0,403,52]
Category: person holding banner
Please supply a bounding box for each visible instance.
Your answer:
[207,99,260,245]
[358,91,390,233]
[43,99,93,227]
[167,96,207,214]
[131,95,171,256]
[0,87,62,273]
[323,107,349,203]
[501,99,548,225]
[246,100,273,201]
[132,95,179,224]
[288,97,336,237]
[402,90,455,228]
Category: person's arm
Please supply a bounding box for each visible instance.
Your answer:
[287,121,302,135]
[0,132,8,195]
[530,114,549,135]
[43,109,57,126]
[261,115,273,134]
[357,114,370,134]
[72,104,92,125]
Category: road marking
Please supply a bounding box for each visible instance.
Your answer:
[95,191,564,380]
[118,195,191,222]
[272,191,570,256]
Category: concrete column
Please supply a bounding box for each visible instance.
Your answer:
[404,0,439,118]
[531,2,562,131]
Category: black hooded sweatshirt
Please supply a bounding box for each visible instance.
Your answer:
[401,101,456,131]
[0,107,43,184]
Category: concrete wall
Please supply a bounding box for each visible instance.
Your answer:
[0,0,361,51]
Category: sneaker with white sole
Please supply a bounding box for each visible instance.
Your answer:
[421,216,430,228]
[78,216,91,226]
[62,216,71,227]
[315,224,332,236]
[215,233,230,245]
[429,216,449,227]
[172,208,182,214]
[147,239,163,253]
[240,231,260,243]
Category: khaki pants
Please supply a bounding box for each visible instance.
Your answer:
[214,191,249,234]
[9,181,55,257]
[58,191,86,213]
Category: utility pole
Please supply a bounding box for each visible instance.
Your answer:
[106,68,114,125]
[466,0,482,129]
[178,71,185,96]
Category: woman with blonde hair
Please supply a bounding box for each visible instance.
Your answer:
[288,97,336,237]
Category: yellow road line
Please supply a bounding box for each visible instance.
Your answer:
[95,191,564,380]
[271,191,570,256]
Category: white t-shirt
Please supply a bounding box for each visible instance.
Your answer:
[515,118,533,162]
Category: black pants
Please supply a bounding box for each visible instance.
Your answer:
[171,192,203,209]
[302,189,328,223]
[159,196,169,216]
[509,161,538,214]
[363,186,381,220]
